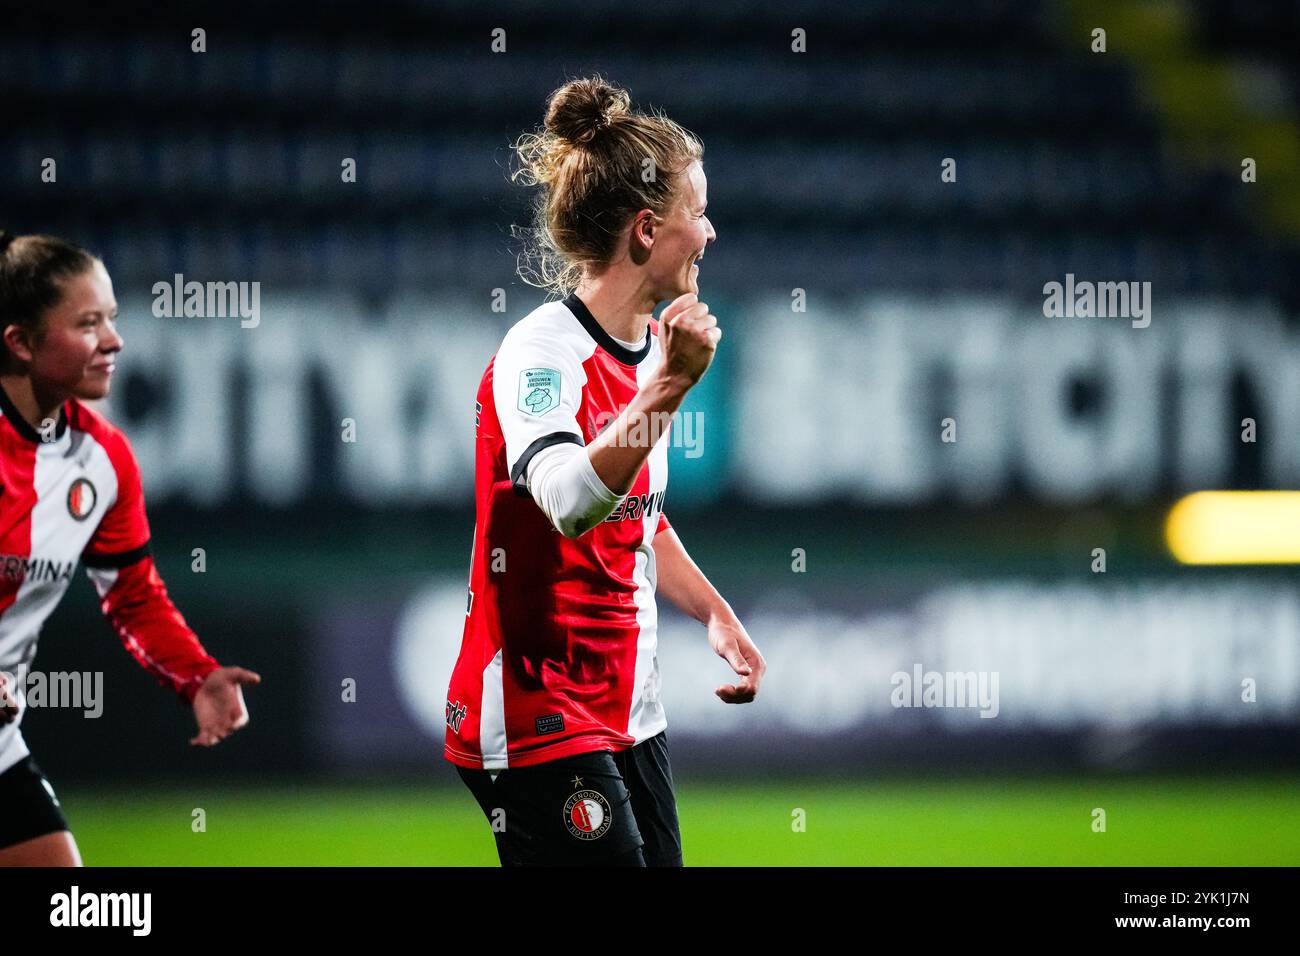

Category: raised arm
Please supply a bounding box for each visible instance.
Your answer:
[499,292,720,540]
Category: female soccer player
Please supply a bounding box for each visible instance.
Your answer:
[0,232,260,866]
[445,76,766,866]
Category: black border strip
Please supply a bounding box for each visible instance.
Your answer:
[510,432,584,497]
[82,541,152,569]
[8,866,1288,939]
[562,293,651,366]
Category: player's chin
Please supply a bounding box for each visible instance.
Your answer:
[73,373,113,401]
[660,271,697,302]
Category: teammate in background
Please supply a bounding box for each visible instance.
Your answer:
[0,232,260,866]
[445,76,765,866]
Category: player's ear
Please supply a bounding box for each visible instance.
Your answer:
[2,323,35,365]
[631,209,661,251]
[628,209,659,265]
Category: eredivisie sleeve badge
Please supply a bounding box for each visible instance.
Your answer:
[518,367,560,416]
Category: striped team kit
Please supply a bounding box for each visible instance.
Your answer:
[0,383,220,781]
[444,292,674,771]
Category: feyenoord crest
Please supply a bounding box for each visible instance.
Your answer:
[67,478,97,521]
[563,790,613,841]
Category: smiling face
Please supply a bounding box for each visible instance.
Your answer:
[16,260,123,401]
[649,160,715,299]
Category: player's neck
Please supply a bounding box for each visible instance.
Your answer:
[0,374,67,434]
[571,276,654,344]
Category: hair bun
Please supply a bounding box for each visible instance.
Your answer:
[544,76,631,146]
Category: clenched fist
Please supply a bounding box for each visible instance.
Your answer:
[0,671,18,725]
[659,292,720,387]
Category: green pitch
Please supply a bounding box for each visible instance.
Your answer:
[62,775,1300,866]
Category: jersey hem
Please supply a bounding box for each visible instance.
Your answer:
[444,731,639,770]
[0,737,32,778]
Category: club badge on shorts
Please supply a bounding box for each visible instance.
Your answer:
[564,789,613,841]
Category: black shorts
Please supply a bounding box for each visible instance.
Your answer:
[457,730,683,867]
[0,756,70,851]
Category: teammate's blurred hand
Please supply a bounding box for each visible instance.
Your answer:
[707,614,765,704]
[659,292,720,387]
[0,672,18,725]
[190,666,261,746]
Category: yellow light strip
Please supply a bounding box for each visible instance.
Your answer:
[1166,491,1300,565]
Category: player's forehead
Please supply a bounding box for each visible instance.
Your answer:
[681,161,707,206]
[55,260,116,316]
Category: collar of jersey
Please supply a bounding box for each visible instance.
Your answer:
[0,380,70,443]
[562,292,652,366]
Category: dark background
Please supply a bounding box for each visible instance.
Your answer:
[3,0,1299,788]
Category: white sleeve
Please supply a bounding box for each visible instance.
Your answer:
[492,321,587,496]
[524,442,623,539]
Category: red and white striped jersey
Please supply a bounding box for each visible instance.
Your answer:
[445,293,672,770]
[0,384,220,775]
